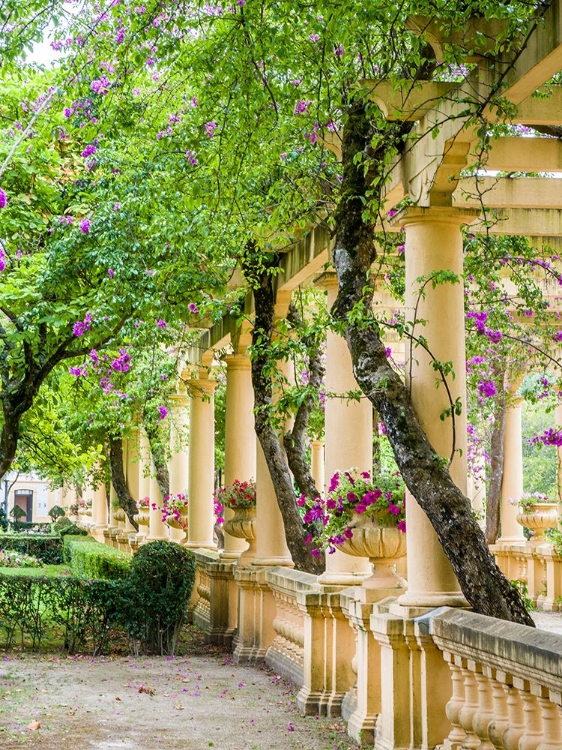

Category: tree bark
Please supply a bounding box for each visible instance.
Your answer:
[145,424,170,499]
[331,100,533,625]
[109,436,139,530]
[283,301,325,503]
[485,390,506,544]
[242,247,324,575]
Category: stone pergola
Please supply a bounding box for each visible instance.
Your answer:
[71,6,562,748]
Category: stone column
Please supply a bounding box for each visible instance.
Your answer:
[169,394,189,543]
[92,485,107,529]
[125,431,140,504]
[221,353,256,558]
[396,207,476,610]
[138,429,151,502]
[147,473,168,541]
[316,272,372,584]
[252,355,293,567]
[498,394,526,543]
[311,440,325,494]
[187,374,216,550]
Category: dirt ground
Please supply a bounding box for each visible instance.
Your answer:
[0,632,360,750]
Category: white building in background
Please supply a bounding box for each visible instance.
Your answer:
[2,472,60,523]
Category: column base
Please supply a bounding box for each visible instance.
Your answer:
[219,550,243,561]
[394,590,468,615]
[251,556,293,567]
[318,571,372,586]
[496,536,526,544]
[184,541,216,551]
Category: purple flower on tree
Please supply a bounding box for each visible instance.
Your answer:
[477,380,497,399]
[80,218,91,234]
[0,189,7,208]
[205,121,217,137]
[157,405,168,420]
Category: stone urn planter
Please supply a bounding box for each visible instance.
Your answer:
[164,503,188,543]
[516,503,559,543]
[337,514,407,590]
[135,507,150,528]
[112,507,126,523]
[223,506,257,564]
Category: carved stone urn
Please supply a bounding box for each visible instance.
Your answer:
[337,513,407,590]
[223,506,257,565]
[516,502,558,544]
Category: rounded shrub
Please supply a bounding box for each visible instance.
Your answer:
[48,505,66,521]
[53,516,73,532]
[122,541,196,656]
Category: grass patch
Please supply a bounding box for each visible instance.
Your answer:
[0,565,72,578]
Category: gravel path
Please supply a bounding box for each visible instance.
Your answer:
[0,634,359,750]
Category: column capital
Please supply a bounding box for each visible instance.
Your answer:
[391,206,480,229]
[169,393,189,408]
[189,378,218,397]
[314,270,338,290]
[223,353,252,371]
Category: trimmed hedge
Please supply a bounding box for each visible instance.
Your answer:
[0,542,196,655]
[63,536,131,580]
[0,533,63,565]
[0,571,121,653]
[10,522,52,533]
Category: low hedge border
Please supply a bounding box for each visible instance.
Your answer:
[0,542,196,655]
[63,536,132,580]
[0,533,63,565]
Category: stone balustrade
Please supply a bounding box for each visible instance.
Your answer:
[430,608,562,750]
[492,542,562,611]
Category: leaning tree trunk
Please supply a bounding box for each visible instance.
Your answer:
[485,388,506,544]
[145,424,170,499]
[242,247,325,575]
[109,436,139,530]
[283,301,325,503]
[331,99,533,626]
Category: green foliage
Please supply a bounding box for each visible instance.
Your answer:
[58,523,88,537]
[47,505,66,521]
[545,527,562,556]
[121,541,196,655]
[522,402,558,499]
[53,516,73,532]
[63,536,131,580]
[0,571,122,654]
[510,580,535,612]
[0,533,63,564]
[9,506,27,521]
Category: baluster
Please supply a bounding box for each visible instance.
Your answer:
[536,696,562,750]
[502,684,526,750]
[519,690,543,750]
[457,665,482,749]
[487,671,509,750]
[473,670,495,750]
[443,657,468,748]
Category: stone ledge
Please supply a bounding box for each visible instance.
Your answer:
[430,607,562,688]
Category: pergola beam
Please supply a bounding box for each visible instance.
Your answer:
[454,177,562,210]
[504,0,562,105]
